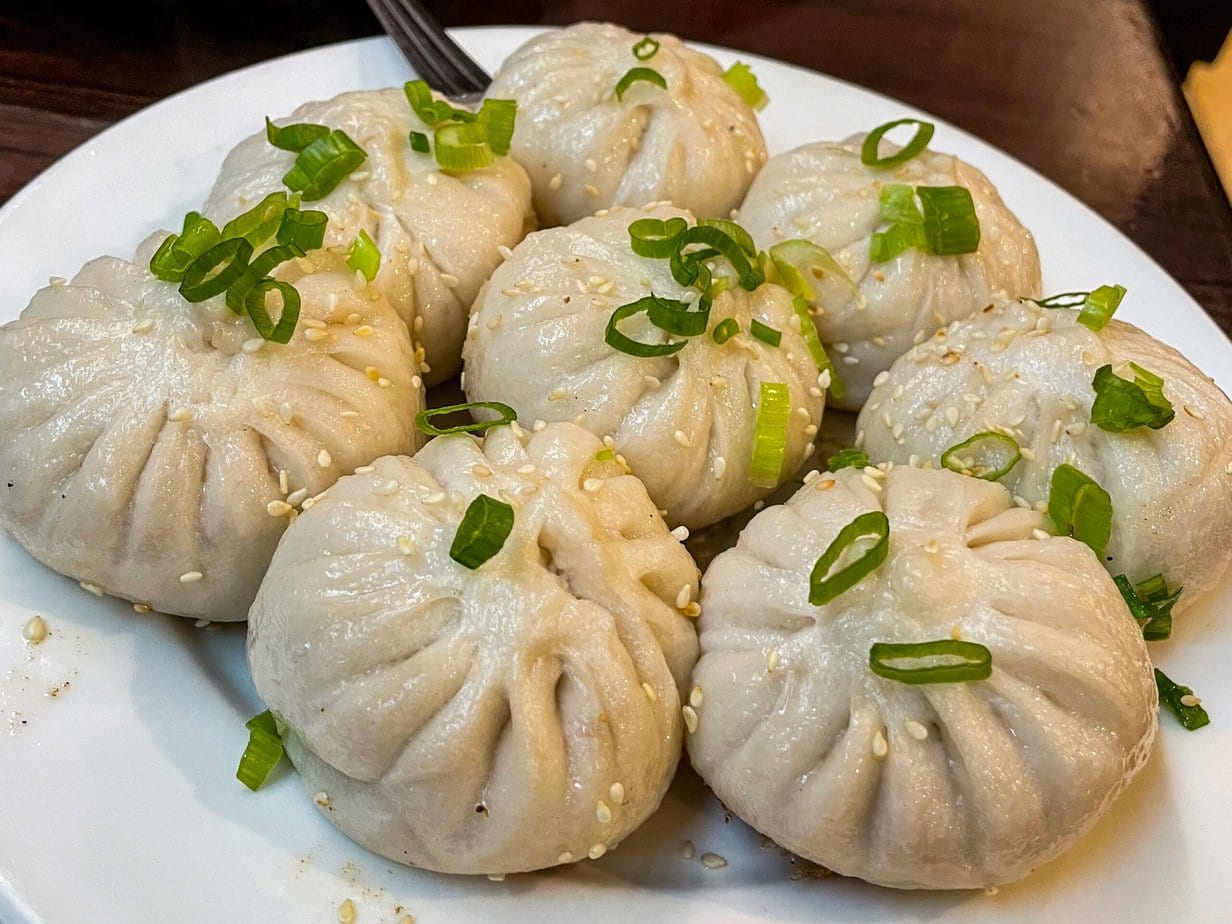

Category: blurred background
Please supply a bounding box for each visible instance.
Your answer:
[1,0,1230,314]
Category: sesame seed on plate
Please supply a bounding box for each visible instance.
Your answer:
[80,580,104,595]
[682,840,695,860]
[872,731,889,758]
[671,525,689,541]
[22,615,48,644]
[180,571,203,584]
[906,721,928,741]
[700,853,727,869]
[266,500,293,517]
[681,705,699,733]
[595,801,612,824]
[689,685,703,708]
[588,843,607,860]
[317,449,332,468]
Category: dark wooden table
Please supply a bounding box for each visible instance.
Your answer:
[3,0,1230,333]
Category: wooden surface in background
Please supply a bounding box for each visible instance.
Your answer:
[2,0,1230,331]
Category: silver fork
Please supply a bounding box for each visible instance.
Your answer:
[364,0,492,102]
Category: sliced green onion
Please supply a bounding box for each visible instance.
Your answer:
[595,449,616,462]
[265,117,330,153]
[940,431,1022,480]
[1090,363,1174,432]
[450,494,515,569]
[721,61,769,111]
[1048,463,1113,557]
[415,401,518,436]
[434,121,495,171]
[712,318,740,344]
[879,183,924,225]
[409,130,430,153]
[1115,573,1182,641]
[276,207,328,252]
[404,79,462,126]
[476,98,517,156]
[861,118,935,169]
[244,279,301,344]
[676,224,763,290]
[869,639,992,685]
[698,218,757,258]
[1155,668,1210,731]
[808,510,890,605]
[769,239,859,306]
[749,381,791,488]
[749,318,782,347]
[236,710,284,791]
[225,243,304,314]
[632,36,660,60]
[221,191,296,249]
[1077,284,1126,331]
[282,129,367,201]
[149,212,222,282]
[1033,291,1090,309]
[606,300,687,357]
[918,186,981,255]
[787,297,846,401]
[629,217,688,258]
[615,66,667,102]
[645,293,710,337]
[346,229,381,282]
[179,237,253,303]
[869,222,924,263]
[827,449,871,471]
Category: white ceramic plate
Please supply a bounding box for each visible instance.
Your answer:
[1,27,1228,924]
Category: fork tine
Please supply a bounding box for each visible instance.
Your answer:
[365,0,490,98]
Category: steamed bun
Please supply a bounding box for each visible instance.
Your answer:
[687,464,1157,889]
[0,236,423,621]
[738,135,1041,409]
[856,296,1232,607]
[487,22,767,226]
[247,423,699,874]
[204,88,534,382]
[462,205,826,530]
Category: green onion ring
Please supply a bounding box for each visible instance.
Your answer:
[712,318,740,344]
[645,292,711,337]
[605,300,688,357]
[632,36,660,60]
[869,639,993,685]
[749,381,792,489]
[244,279,302,344]
[940,431,1022,480]
[1048,463,1113,557]
[629,217,688,259]
[749,318,782,347]
[265,117,330,152]
[827,448,871,471]
[615,66,667,102]
[808,510,890,605]
[235,710,284,791]
[1077,284,1127,331]
[179,238,253,303]
[415,401,518,436]
[450,494,516,570]
[282,129,367,201]
[861,118,935,169]
[225,243,305,314]
[1090,362,1174,432]
[276,208,328,252]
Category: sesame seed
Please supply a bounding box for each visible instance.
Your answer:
[842,355,859,366]
[1180,694,1201,707]
[284,487,307,506]
[644,375,661,388]
[266,500,293,517]
[1225,461,1232,475]
[304,327,329,342]
[194,618,210,628]
[766,648,781,672]
[396,535,415,556]
[588,843,607,860]
[1031,528,1050,540]
[1065,421,1087,436]
[338,899,357,923]
[559,851,574,863]
[169,406,191,422]
[906,721,928,741]
[951,624,963,640]
[700,853,727,869]
[472,464,493,478]
[180,571,203,584]
[314,792,331,808]
[596,800,612,824]
[318,449,332,468]
[675,585,691,608]
[279,402,294,425]
[862,473,882,492]
[440,273,460,288]
[131,318,156,334]
[583,478,604,493]
[673,430,691,447]
[642,682,658,702]
[945,406,960,426]
[22,615,47,644]
[671,525,690,541]
[424,492,446,505]
[682,840,695,859]
[1184,404,1207,421]
[414,315,425,332]
[573,413,586,426]
[585,158,598,173]
[355,465,375,474]
[872,731,888,758]
[681,705,699,733]
[549,386,569,401]
[817,370,832,390]
[609,782,625,805]
[1050,419,1063,441]
[241,337,265,354]
[427,172,439,186]
[516,464,537,476]
[133,603,151,613]
[689,685,703,708]
[1019,447,1036,461]
[549,173,563,190]
[855,429,866,448]
[585,184,599,196]
[510,420,526,438]
[351,324,374,339]
[713,456,727,479]
[682,602,701,617]
[533,420,547,432]
[411,375,423,389]
[497,244,514,260]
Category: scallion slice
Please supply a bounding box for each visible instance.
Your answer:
[629,217,688,259]
[450,494,515,569]
[149,212,222,282]
[879,183,924,225]
[179,237,253,303]
[808,510,890,605]
[244,279,301,344]
[860,118,935,169]
[1115,573,1181,641]
[698,218,757,258]
[769,239,859,306]
[632,36,660,60]
[1048,463,1113,557]
[918,186,981,255]
[869,639,992,685]
[749,381,791,488]
[282,129,367,201]
[869,222,924,263]
[225,243,304,314]
[645,293,711,337]
[346,229,381,282]
[404,79,461,125]
[676,224,763,291]
[712,318,740,344]
[828,448,871,471]
[476,98,517,156]
[409,130,431,153]
[1032,291,1089,309]
[276,207,328,252]
[236,710,284,791]
[605,300,687,357]
[416,401,517,436]
[1077,284,1126,331]
[750,318,782,347]
[265,117,330,153]
[721,61,769,111]
[940,431,1022,480]
[790,296,846,400]
[220,191,296,250]
[615,66,667,101]
[1090,363,1174,432]
[1155,668,1210,731]
[434,121,495,171]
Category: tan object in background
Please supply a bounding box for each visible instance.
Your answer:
[1185,30,1232,202]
